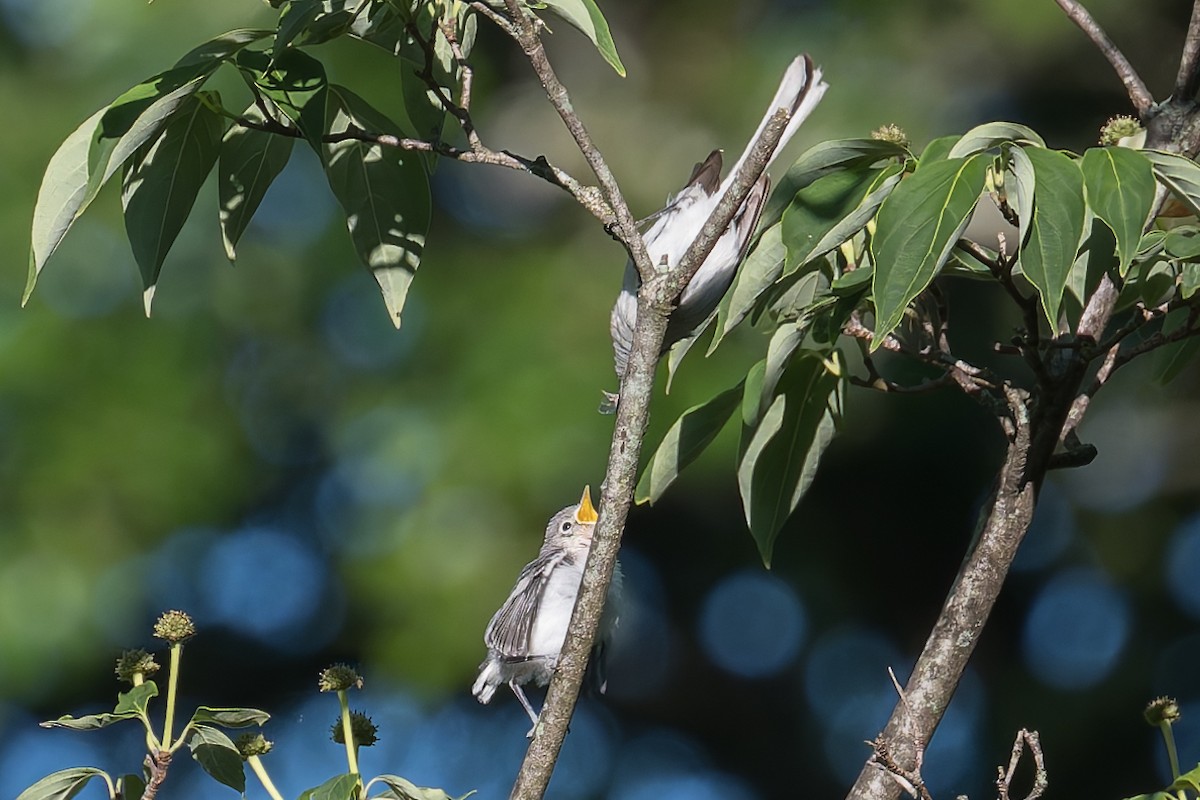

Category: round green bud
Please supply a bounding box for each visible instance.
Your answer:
[235,733,274,759]
[1099,115,1144,147]
[331,711,378,747]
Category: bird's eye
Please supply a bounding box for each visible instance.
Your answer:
[560,521,573,533]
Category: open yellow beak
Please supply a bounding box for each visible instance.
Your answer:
[574,485,598,524]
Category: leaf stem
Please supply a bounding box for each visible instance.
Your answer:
[337,690,360,778]
[161,643,182,750]
[248,755,286,800]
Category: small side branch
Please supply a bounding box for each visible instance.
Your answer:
[1176,0,1200,101]
[997,729,1048,800]
[1053,0,1154,115]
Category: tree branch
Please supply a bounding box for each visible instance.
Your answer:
[1176,1,1200,101]
[1053,0,1154,115]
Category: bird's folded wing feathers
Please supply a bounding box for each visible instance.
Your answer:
[484,550,566,659]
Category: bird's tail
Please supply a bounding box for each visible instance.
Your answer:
[721,54,829,197]
[472,659,501,704]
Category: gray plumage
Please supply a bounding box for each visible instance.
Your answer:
[609,54,829,382]
[472,487,622,736]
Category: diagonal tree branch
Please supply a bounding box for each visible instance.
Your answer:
[1176,0,1200,101]
[1053,0,1154,115]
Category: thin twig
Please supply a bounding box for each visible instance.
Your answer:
[1053,0,1154,114]
[997,729,1048,800]
[1176,1,1200,100]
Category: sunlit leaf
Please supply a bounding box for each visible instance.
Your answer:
[187,724,246,793]
[870,154,989,348]
[219,104,295,262]
[635,383,743,505]
[737,352,841,566]
[1144,149,1200,217]
[1017,147,1086,331]
[40,712,139,731]
[947,121,1045,158]
[710,224,786,351]
[781,165,895,274]
[1164,226,1200,261]
[918,135,960,165]
[322,85,431,328]
[539,0,625,76]
[300,773,361,800]
[189,706,272,728]
[238,48,329,153]
[16,768,110,800]
[368,774,476,800]
[113,682,159,717]
[121,94,224,315]
[1065,214,1117,315]
[1081,146,1155,275]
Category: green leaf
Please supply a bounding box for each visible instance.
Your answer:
[764,138,909,228]
[1171,763,1200,795]
[538,0,625,76]
[870,154,989,348]
[1165,226,1200,261]
[635,383,743,505]
[219,104,295,262]
[1183,261,1200,298]
[122,94,225,315]
[187,724,246,793]
[323,85,431,328]
[1144,149,1200,217]
[781,165,898,274]
[114,682,159,718]
[1081,146,1155,274]
[175,28,272,68]
[301,773,361,800]
[16,768,110,800]
[1017,147,1086,330]
[117,774,146,800]
[917,134,960,165]
[1065,214,1117,313]
[710,224,786,350]
[1156,309,1200,384]
[368,774,476,800]
[40,712,139,731]
[764,269,827,326]
[189,706,272,728]
[238,48,329,153]
[275,0,323,55]
[737,352,841,566]
[947,121,1045,158]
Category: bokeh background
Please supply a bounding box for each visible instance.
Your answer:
[2,0,1200,798]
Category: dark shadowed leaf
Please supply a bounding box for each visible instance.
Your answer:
[636,383,743,505]
[764,138,909,228]
[219,104,295,262]
[1081,146,1155,274]
[118,774,146,800]
[870,154,989,348]
[322,85,431,328]
[918,135,960,164]
[539,0,625,76]
[122,94,224,315]
[187,725,245,792]
[238,48,329,153]
[1065,215,1117,316]
[1155,308,1200,384]
[1165,226,1200,261]
[781,166,895,274]
[274,0,323,55]
[16,768,110,800]
[190,706,272,728]
[737,352,841,565]
[947,121,1045,158]
[1017,147,1086,330]
[710,224,786,350]
[301,773,361,800]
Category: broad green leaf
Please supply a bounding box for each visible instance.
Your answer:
[918,135,960,165]
[175,28,272,68]
[737,352,841,566]
[368,774,476,800]
[300,773,361,800]
[1018,147,1086,330]
[113,682,159,718]
[238,48,329,153]
[219,104,295,262]
[539,0,625,76]
[1183,262,1200,298]
[1081,146,1155,274]
[870,154,989,348]
[1140,260,1177,308]
[122,94,224,315]
[765,269,826,325]
[781,166,894,274]
[755,321,808,417]
[1144,149,1200,217]
[1006,143,1035,243]
[764,138,909,228]
[118,774,146,800]
[782,163,897,275]
[710,224,786,350]
[275,0,323,55]
[189,706,272,728]
[187,724,245,792]
[1165,226,1200,261]
[664,308,715,392]
[16,768,110,800]
[1157,308,1200,384]
[323,85,431,328]
[635,383,743,505]
[1171,763,1200,795]
[947,121,1045,158]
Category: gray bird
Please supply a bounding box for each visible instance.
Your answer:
[472,486,622,736]
[609,54,829,389]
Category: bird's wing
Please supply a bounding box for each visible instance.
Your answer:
[484,551,566,660]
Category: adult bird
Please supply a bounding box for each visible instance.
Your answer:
[608,54,828,397]
[472,486,622,736]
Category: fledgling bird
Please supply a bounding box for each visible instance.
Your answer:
[472,486,622,736]
[608,54,829,391]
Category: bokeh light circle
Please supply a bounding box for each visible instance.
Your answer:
[697,569,806,678]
